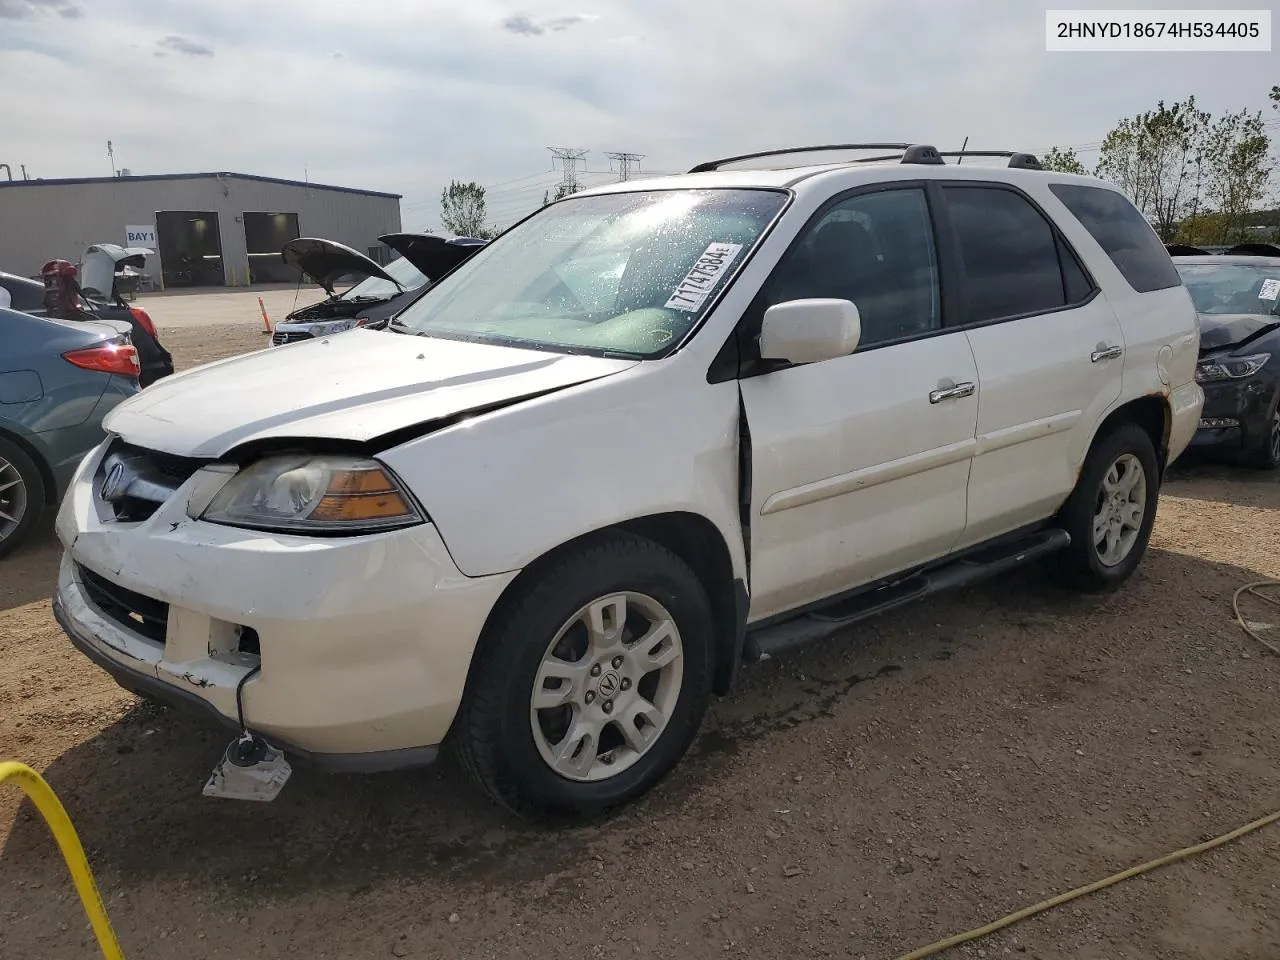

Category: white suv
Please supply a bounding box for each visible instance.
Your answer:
[53,144,1203,816]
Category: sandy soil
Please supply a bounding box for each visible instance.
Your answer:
[2,328,1278,960]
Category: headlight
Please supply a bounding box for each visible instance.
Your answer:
[202,455,423,534]
[1195,353,1270,383]
[307,318,366,337]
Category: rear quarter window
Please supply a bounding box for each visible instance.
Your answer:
[1048,184,1181,294]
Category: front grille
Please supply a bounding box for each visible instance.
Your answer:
[77,563,168,644]
[271,330,313,346]
[97,439,209,522]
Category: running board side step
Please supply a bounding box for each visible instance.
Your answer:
[744,528,1071,661]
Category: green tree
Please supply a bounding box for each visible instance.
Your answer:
[440,180,493,238]
[541,182,579,207]
[1041,146,1087,175]
[1095,98,1210,241]
[1201,108,1271,243]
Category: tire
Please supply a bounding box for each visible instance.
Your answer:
[0,437,46,561]
[1053,423,1160,593]
[1241,394,1280,471]
[452,533,715,819]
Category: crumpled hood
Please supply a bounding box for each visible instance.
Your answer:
[103,330,638,457]
[1197,313,1280,353]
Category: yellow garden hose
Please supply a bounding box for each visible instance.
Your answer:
[893,808,1280,960]
[895,578,1280,959]
[0,761,125,960]
[1232,580,1280,656]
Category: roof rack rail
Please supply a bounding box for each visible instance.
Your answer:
[936,150,1043,170]
[688,143,914,173]
[686,144,1045,174]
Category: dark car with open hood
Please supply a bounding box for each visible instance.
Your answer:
[1169,244,1280,468]
[271,232,486,345]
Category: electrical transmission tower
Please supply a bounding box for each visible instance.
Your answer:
[605,151,644,182]
[548,147,589,194]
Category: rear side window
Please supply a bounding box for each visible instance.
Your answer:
[943,186,1067,323]
[1049,184,1181,293]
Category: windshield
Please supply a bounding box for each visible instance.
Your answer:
[393,189,787,357]
[1176,262,1280,317]
[338,254,427,301]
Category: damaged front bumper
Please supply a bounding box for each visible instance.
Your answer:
[53,439,518,772]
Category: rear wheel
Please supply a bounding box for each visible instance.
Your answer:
[0,438,45,560]
[1053,423,1159,592]
[452,533,715,819]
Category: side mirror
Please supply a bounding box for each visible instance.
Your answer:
[758,298,861,365]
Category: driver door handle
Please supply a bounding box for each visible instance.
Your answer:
[929,381,976,404]
[1091,344,1123,363]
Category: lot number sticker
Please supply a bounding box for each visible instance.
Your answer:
[1259,278,1280,302]
[665,242,743,313]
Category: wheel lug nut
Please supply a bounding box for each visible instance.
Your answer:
[585,691,595,704]
[590,664,602,677]
[602,700,614,714]
[611,656,624,669]
[620,678,632,691]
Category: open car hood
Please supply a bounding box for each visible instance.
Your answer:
[1198,313,1280,353]
[379,233,487,281]
[282,238,398,295]
[80,244,153,301]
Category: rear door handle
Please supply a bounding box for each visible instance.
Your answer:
[929,381,976,404]
[1091,344,1123,363]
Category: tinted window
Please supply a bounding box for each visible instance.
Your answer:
[766,188,940,347]
[944,186,1065,323]
[1058,236,1094,304]
[1049,184,1181,293]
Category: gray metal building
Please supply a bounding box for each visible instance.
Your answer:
[0,172,402,289]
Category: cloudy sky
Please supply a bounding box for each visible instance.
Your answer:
[0,0,1274,231]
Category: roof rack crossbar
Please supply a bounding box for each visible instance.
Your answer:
[688,143,914,173]
[937,150,1043,170]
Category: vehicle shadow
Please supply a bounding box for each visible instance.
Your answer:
[0,519,59,613]
[1164,457,1280,508]
[3,545,1275,904]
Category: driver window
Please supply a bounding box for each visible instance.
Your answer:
[766,188,941,347]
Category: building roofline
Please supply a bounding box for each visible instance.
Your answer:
[0,171,402,200]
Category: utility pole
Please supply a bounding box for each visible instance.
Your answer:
[605,151,644,182]
[20,164,28,181]
[547,147,589,195]
[106,140,117,177]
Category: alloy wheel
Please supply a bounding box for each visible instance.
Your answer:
[1091,453,1146,567]
[0,456,28,544]
[530,592,684,783]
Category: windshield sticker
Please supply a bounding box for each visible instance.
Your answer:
[1259,279,1280,302]
[664,242,743,313]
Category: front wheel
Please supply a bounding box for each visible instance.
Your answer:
[1241,396,1280,471]
[452,534,715,819]
[1053,423,1160,593]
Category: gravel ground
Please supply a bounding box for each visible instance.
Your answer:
[2,327,1278,960]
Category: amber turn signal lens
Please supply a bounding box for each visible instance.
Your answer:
[307,467,415,523]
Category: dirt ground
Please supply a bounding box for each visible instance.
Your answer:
[3,325,1279,960]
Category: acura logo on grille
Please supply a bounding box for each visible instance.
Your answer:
[100,462,129,503]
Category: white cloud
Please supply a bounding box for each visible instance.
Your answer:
[0,0,1273,231]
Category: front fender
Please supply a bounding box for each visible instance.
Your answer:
[379,362,747,581]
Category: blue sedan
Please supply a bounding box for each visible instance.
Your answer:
[0,307,139,557]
